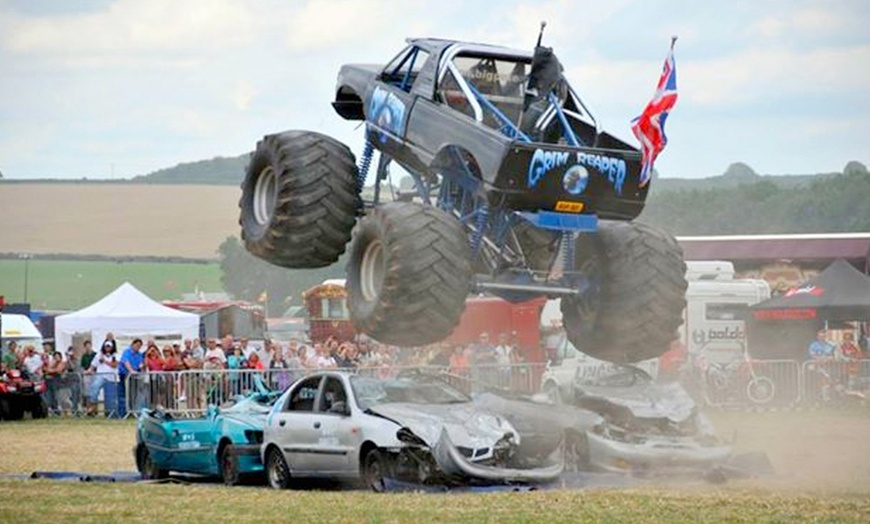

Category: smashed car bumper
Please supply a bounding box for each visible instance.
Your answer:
[586,430,731,473]
[431,429,564,484]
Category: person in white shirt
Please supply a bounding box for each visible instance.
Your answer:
[203,338,227,366]
[22,346,44,378]
[87,341,120,416]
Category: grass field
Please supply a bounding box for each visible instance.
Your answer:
[0,411,868,522]
[0,183,240,259]
[0,259,222,310]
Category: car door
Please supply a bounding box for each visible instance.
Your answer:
[309,376,359,476]
[170,416,216,474]
[269,375,323,474]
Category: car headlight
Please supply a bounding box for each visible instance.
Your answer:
[244,430,264,444]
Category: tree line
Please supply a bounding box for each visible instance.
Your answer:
[218,161,869,310]
[640,161,870,235]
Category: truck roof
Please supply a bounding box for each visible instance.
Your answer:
[407,38,534,60]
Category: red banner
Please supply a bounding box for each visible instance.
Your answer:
[753,308,817,320]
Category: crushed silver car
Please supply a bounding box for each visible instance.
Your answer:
[261,371,563,491]
[571,365,731,475]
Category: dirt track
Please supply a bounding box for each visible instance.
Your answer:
[0,184,239,258]
[709,409,870,493]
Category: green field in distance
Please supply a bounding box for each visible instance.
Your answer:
[0,259,222,311]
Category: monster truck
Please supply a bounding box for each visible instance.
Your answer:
[238,37,687,363]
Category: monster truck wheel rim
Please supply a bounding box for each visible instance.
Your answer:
[360,239,385,303]
[253,165,278,226]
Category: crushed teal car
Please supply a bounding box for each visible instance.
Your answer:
[134,388,280,485]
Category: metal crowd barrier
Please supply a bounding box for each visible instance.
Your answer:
[800,359,870,407]
[122,362,548,416]
[21,358,870,419]
[700,359,801,409]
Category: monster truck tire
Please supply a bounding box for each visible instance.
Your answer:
[561,221,686,363]
[239,130,360,268]
[347,202,472,346]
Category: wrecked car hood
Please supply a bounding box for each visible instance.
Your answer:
[369,402,518,450]
[576,381,697,423]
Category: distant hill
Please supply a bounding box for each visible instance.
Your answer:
[131,155,853,193]
[651,163,839,193]
[131,154,249,185]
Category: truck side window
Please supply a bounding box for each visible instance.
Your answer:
[382,46,430,92]
[437,68,475,119]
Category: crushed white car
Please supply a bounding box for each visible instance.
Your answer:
[571,366,731,475]
[261,371,563,491]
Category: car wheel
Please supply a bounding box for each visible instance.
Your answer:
[362,449,389,493]
[346,202,472,347]
[266,447,291,490]
[239,130,361,269]
[219,444,240,486]
[136,444,168,480]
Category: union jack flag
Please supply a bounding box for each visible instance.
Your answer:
[631,38,678,187]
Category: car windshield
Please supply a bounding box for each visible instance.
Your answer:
[576,365,652,388]
[350,375,469,410]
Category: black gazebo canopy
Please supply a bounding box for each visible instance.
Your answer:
[751,259,870,322]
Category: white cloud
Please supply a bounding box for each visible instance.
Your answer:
[281,0,426,53]
[685,45,870,106]
[748,4,862,40]
[2,0,258,66]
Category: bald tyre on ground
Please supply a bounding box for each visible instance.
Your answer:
[239,130,360,268]
[346,202,473,346]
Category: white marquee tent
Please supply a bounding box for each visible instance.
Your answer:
[55,282,200,352]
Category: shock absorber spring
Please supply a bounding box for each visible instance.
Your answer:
[471,202,489,253]
[561,231,575,272]
[356,140,374,193]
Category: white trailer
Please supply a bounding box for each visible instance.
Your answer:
[681,261,770,363]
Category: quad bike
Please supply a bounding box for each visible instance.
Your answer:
[0,368,48,420]
[239,36,687,364]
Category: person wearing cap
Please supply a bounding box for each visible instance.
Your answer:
[99,333,118,356]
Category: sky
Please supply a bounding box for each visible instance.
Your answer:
[0,0,868,181]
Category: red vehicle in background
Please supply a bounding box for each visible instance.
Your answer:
[302,280,356,343]
[444,296,548,363]
[299,280,548,363]
[0,368,48,420]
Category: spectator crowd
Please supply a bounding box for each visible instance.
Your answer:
[0,329,528,418]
